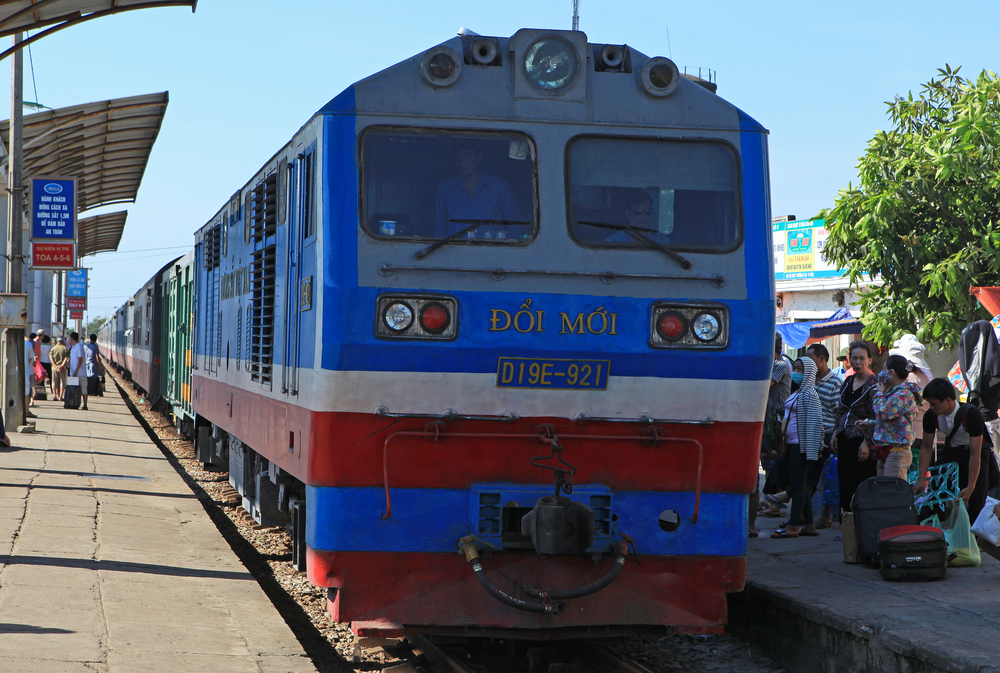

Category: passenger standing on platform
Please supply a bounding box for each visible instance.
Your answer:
[24,334,36,418]
[833,340,878,513]
[85,335,103,398]
[49,337,69,402]
[39,335,52,395]
[771,357,823,538]
[750,334,792,538]
[69,332,90,411]
[805,343,844,527]
[832,347,851,377]
[868,355,922,480]
[916,378,993,522]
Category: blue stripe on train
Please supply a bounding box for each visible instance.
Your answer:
[306,485,748,556]
[323,291,774,381]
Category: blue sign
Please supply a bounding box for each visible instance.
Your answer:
[67,269,87,298]
[31,177,76,240]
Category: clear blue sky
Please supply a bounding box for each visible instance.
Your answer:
[3,0,998,319]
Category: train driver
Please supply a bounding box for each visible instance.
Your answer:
[604,189,672,244]
[435,146,523,239]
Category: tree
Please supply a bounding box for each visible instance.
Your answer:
[83,316,106,338]
[822,65,1000,350]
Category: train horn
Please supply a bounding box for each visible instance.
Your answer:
[470,39,498,65]
[600,45,624,69]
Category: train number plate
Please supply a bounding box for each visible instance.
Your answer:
[496,357,610,391]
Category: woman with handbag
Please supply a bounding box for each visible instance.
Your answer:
[832,340,879,514]
[772,357,824,538]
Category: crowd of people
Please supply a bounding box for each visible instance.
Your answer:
[23,330,104,414]
[751,330,1000,539]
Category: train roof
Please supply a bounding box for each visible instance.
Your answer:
[320,28,767,134]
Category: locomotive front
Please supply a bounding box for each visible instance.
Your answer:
[309,28,774,636]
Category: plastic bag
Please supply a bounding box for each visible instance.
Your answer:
[971,496,1000,546]
[921,499,981,567]
[823,455,840,507]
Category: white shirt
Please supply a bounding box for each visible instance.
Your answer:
[40,343,51,364]
[70,342,86,378]
[784,392,800,444]
[935,404,971,446]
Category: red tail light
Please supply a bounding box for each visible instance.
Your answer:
[420,303,450,333]
[656,311,686,341]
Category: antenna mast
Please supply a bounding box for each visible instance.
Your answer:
[572,0,579,30]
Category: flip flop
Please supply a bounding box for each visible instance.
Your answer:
[748,530,759,538]
[815,519,833,529]
[759,507,783,517]
[770,529,799,539]
[799,529,820,536]
[763,494,787,508]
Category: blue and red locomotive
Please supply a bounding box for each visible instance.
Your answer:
[101,28,773,636]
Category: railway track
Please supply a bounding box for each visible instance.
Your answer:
[402,636,656,673]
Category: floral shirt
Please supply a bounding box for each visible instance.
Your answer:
[872,381,922,447]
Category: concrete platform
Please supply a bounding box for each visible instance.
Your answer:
[730,510,1000,673]
[0,392,316,672]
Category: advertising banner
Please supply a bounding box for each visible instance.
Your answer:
[773,218,846,282]
[31,241,76,270]
[30,177,77,241]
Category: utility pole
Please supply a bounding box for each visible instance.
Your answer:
[572,0,580,31]
[3,32,23,432]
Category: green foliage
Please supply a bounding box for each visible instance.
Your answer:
[822,65,1000,349]
[83,316,105,338]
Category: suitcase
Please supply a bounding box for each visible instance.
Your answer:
[878,525,948,581]
[842,512,861,563]
[64,385,82,410]
[852,476,918,563]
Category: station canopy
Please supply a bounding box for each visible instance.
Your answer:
[77,210,126,257]
[0,1,197,51]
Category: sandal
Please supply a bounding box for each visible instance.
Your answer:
[800,528,820,536]
[763,494,787,508]
[770,529,799,538]
[815,518,833,529]
[748,530,759,538]
[759,506,783,517]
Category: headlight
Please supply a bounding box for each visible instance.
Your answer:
[383,302,414,332]
[692,312,720,342]
[420,47,462,87]
[523,36,579,93]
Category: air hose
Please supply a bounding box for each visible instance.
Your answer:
[522,541,628,600]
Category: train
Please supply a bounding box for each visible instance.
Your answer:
[101,28,773,638]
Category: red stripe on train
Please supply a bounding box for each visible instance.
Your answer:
[193,376,762,492]
[308,548,745,633]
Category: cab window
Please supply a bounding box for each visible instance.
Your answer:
[567,137,740,252]
[362,128,536,243]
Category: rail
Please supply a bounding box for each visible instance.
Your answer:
[380,424,703,523]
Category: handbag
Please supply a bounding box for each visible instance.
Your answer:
[32,359,45,381]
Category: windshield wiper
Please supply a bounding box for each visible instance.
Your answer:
[577,221,692,270]
[414,219,530,260]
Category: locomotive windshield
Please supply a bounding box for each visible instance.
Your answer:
[567,138,740,252]
[361,129,537,243]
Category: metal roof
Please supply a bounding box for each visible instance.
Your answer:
[77,209,126,257]
[0,91,169,212]
[0,1,197,59]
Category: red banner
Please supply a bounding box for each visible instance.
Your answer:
[31,241,75,270]
[69,311,83,320]
[67,297,87,310]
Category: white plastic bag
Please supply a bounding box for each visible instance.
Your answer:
[971,496,1000,546]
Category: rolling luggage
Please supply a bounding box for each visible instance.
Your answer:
[64,385,81,410]
[852,476,918,563]
[878,525,948,581]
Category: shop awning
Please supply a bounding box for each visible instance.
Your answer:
[775,308,864,349]
[0,91,169,212]
[77,210,126,257]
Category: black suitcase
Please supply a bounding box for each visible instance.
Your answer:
[64,385,81,410]
[878,525,948,581]
[852,476,918,563]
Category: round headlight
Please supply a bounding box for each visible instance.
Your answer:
[419,47,462,87]
[656,311,687,341]
[692,313,720,342]
[523,36,579,93]
[639,57,681,97]
[384,302,414,332]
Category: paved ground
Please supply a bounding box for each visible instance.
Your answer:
[0,390,316,672]
[744,508,1000,672]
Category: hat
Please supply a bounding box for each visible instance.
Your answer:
[889,334,931,373]
[837,347,848,362]
[35,329,44,335]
